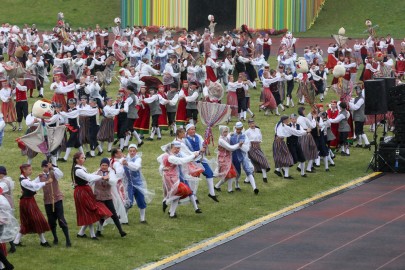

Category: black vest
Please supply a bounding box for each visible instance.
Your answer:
[68,108,79,129]
[74,166,88,186]
[287,123,300,145]
[20,176,36,198]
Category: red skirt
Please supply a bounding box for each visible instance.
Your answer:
[1,101,17,123]
[206,66,217,82]
[176,182,193,199]
[134,104,150,134]
[158,105,168,130]
[19,197,50,234]
[0,243,7,257]
[52,93,67,112]
[326,54,337,70]
[176,99,188,125]
[24,79,36,90]
[74,185,112,226]
[329,123,340,148]
[260,87,277,110]
[140,76,162,90]
[227,92,238,117]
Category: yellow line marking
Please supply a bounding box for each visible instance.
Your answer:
[139,172,382,270]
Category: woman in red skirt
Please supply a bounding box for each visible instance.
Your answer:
[13,164,52,248]
[134,86,150,136]
[71,152,112,240]
[0,83,17,131]
[205,52,218,82]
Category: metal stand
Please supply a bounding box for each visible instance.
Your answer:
[366,114,396,172]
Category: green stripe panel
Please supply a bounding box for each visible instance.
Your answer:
[122,0,324,32]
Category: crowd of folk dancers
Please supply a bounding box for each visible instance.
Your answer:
[0,16,405,269]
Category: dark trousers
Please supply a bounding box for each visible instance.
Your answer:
[263,48,271,61]
[16,101,28,123]
[66,130,81,148]
[354,121,365,136]
[36,76,44,90]
[126,118,136,133]
[89,124,99,150]
[99,199,124,234]
[0,248,13,270]
[45,200,68,229]
[151,114,160,128]
[237,98,247,113]
[186,109,198,121]
[167,112,176,125]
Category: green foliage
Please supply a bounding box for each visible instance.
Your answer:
[298,0,405,38]
[0,0,120,30]
[0,54,379,269]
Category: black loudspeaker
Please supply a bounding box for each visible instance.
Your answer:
[378,145,405,173]
[379,77,396,111]
[364,79,388,115]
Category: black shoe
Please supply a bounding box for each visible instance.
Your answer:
[228,191,234,194]
[314,164,320,167]
[254,188,259,195]
[66,241,72,248]
[85,152,91,158]
[355,144,363,148]
[97,151,103,156]
[208,194,219,202]
[296,167,301,172]
[163,201,168,213]
[14,243,25,247]
[58,158,67,162]
[195,199,200,204]
[330,163,336,167]
[325,169,330,172]
[284,176,294,180]
[169,214,177,219]
[301,174,307,178]
[76,234,87,238]
[8,244,16,253]
[306,170,315,173]
[195,208,202,214]
[243,180,250,184]
[274,170,282,177]
[113,139,119,145]
[146,137,154,141]
[91,237,99,241]
[40,242,51,248]
[138,141,144,147]
[96,231,103,237]
[263,178,268,183]
[140,220,147,224]
[214,187,221,192]
[235,187,241,191]
[38,94,44,98]
[157,137,162,140]
[364,144,371,150]
[53,239,59,245]
[120,231,127,237]
[170,130,174,136]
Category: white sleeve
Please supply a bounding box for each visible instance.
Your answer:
[76,168,103,183]
[52,167,64,181]
[168,153,196,165]
[328,113,345,124]
[126,157,142,171]
[218,138,240,151]
[349,98,364,111]
[185,92,199,102]
[21,179,46,192]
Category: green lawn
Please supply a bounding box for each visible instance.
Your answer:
[0,55,380,269]
[0,0,120,30]
[299,0,405,38]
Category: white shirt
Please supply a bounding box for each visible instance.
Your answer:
[244,128,263,142]
[75,165,103,183]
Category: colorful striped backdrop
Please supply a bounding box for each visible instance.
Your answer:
[121,0,324,32]
[236,0,325,32]
[121,0,188,28]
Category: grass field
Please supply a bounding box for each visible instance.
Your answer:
[0,0,120,30]
[0,54,380,269]
[300,0,405,38]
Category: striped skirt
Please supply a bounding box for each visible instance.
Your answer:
[299,134,319,160]
[19,197,50,234]
[1,101,17,123]
[74,185,112,226]
[273,137,294,168]
[97,117,114,142]
[79,116,90,144]
[248,141,270,172]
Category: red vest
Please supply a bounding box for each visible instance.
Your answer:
[15,87,27,101]
[263,38,271,50]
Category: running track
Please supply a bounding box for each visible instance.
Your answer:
[150,173,405,270]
